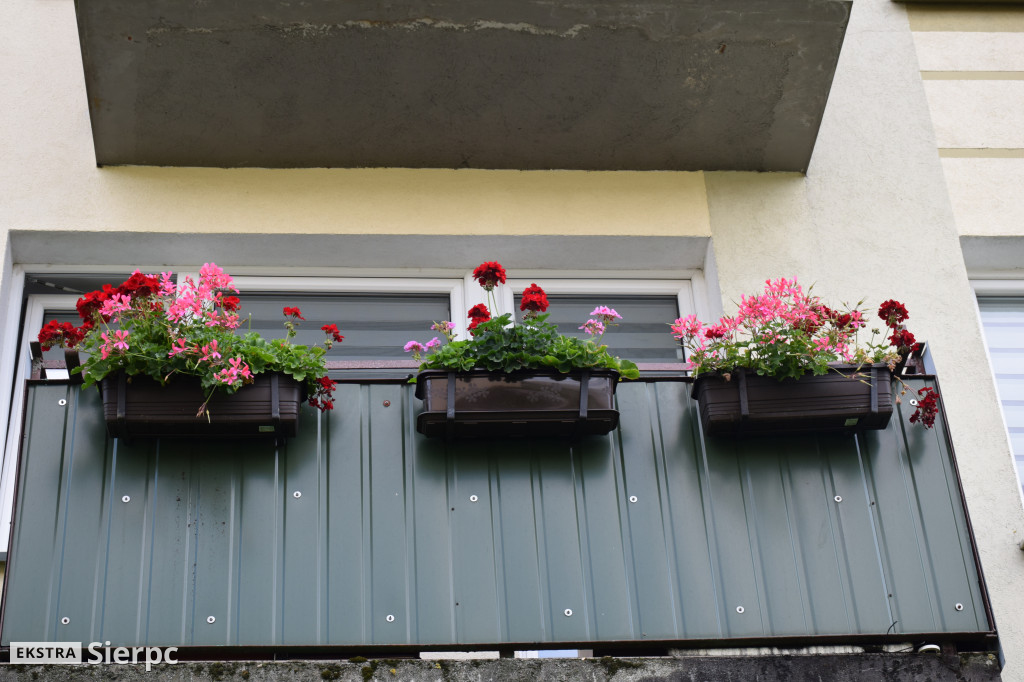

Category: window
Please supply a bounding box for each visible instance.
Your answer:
[513,293,683,362]
[503,278,696,366]
[235,293,451,360]
[977,295,1024,499]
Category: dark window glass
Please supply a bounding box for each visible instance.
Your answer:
[513,294,683,362]
[25,273,147,297]
[235,293,451,360]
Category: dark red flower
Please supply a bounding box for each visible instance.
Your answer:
[889,328,919,351]
[308,375,337,412]
[472,262,507,290]
[467,303,491,331]
[878,300,909,327]
[221,296,240,311]
[909,386,939,428]
[468,303,490,320]
[321,323,345,343]
[38,320,87,351]
[836,314,852,328]
[117,271,160,298]
[704,326,727,340]
[76,284,116,321]
[519,283,549,314]
[283,307,304,320]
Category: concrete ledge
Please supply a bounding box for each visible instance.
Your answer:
[0,653,1002,681]
[9,231,711,274]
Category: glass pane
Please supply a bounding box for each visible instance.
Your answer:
[978,297,1024,496]
[513,294,683,363]
[236,293,450,360]
[25,273,149,297]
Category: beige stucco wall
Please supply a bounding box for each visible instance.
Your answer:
[908,5,1024,246]
[1,167,710,240]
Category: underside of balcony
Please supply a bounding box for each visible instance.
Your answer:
[74,0,851,171]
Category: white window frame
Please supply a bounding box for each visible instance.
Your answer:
[0,267,704,558]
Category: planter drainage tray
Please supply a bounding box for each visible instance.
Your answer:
[692,365,893,436]
[415,369,620,438]
[100,372,302,439]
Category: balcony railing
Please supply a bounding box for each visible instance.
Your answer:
[1,374,994,654]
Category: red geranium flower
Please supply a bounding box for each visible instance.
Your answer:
[889,328,919,350]
[519,283,549,314]
[76,284,116,321]
[878,300,909,327]
[909,386,939,428]
[117,271,160,298]
[221,296,240,311]
[321,323,345,343]
[283,307,304,320]
[467,303,491,331]
[308,375,338,411]
[472,262,507,290]
[37,320,87,351]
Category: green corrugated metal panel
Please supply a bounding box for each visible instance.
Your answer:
[1,378,990,648]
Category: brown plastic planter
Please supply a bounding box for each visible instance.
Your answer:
[415,369,620,439]
[691,365,893,436]
[100,372,303,439]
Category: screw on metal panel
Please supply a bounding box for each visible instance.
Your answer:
[58,399,67,406]
[293,491,301,498]
[563,609,573,617]
[735,606,745,614]
[834,495,843,503]
[207,616,216,624]
[122,495,131,503]
[918,643,941,654]
[629,496,638,504]
[469,495,478,502]
[383,400,391,407]
[910,399,919,407]
[386,615,395,623]
[955,603,964,611]
[60,617,70,625]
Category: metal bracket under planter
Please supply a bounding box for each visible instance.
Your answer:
[414,369,620,439]
[691,365,894,437]
[99,372,303,440]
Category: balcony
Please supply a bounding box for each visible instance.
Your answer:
[75,0,850,171]
[0,373,994,655]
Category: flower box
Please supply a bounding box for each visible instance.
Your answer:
[100,372,303,439]
[414,369,620,439]
[691,365,893,436]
